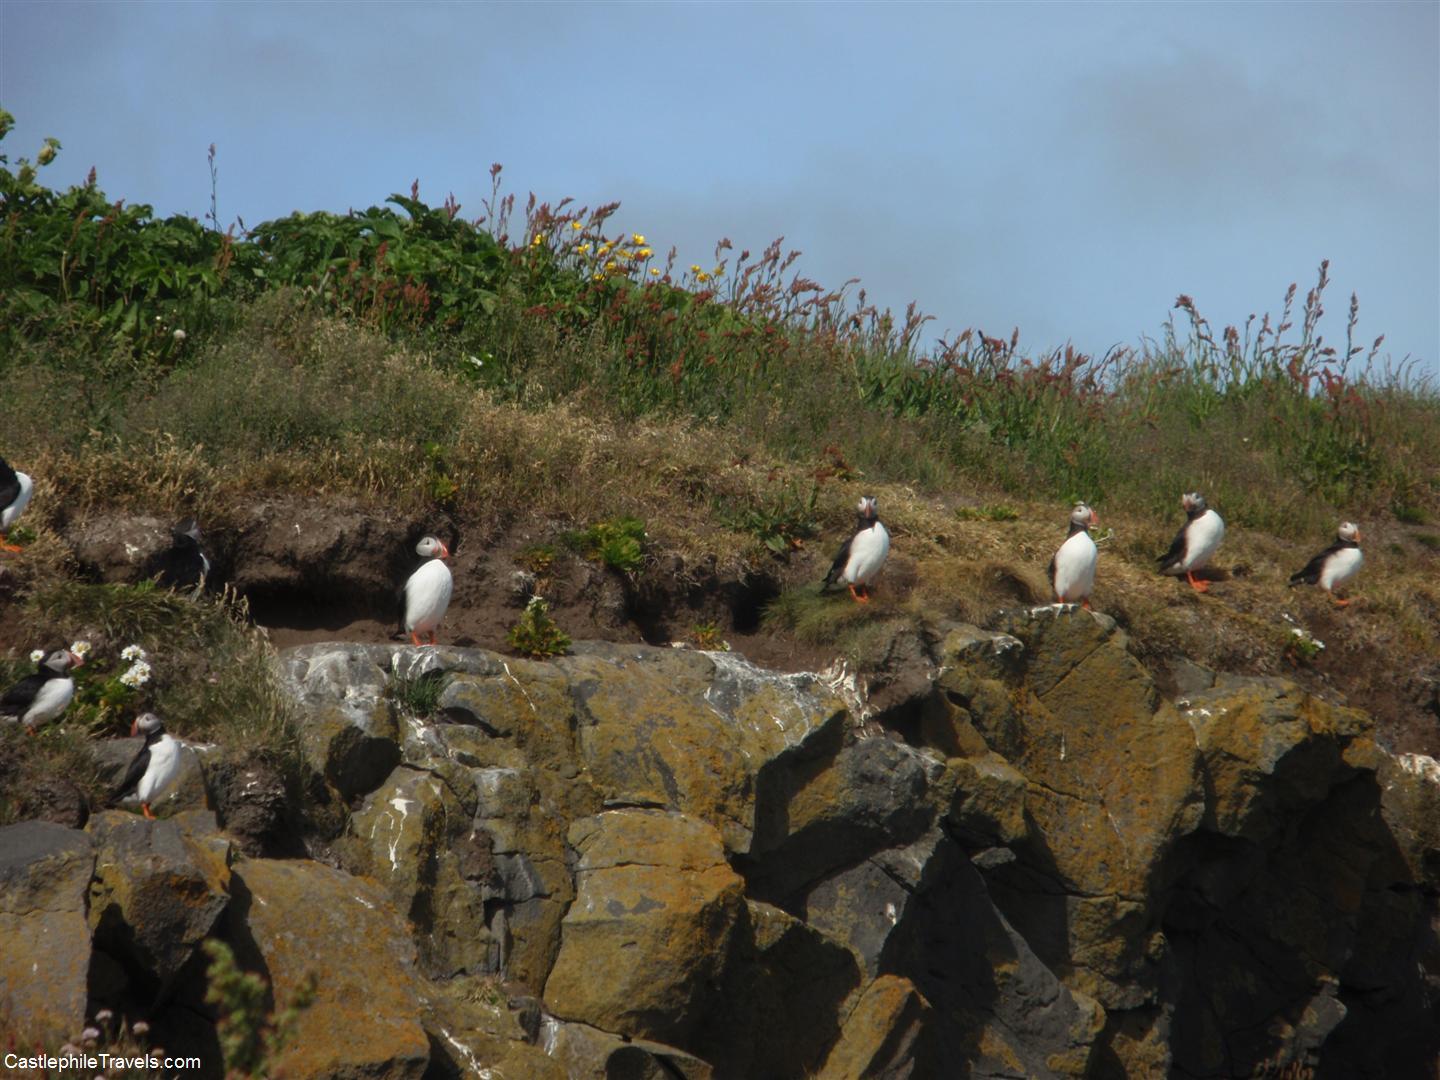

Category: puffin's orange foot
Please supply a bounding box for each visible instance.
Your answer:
[1082,599,1093,611]
[1186,572,1210,593]
[141,803,155,820]
[0,542,22,555]
[410,632,424,647]
[1332,596,1352,608]
[427,632,438,647]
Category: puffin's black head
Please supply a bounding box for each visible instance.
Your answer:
[1337,521,1361,544]
[857,496,879,521]
[130,712,165,738]
[1069,502,1098,529]
[171,519,203,546]
[36,647,83,675]
[416,535,450,560]
[1181,492,1208,516]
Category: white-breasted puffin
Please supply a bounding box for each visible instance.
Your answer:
[1,647,84,732]
[401,535,453,646]
[1,455,33,555]
[824,495,891,603]
[112,713,182,819]
[1289,521,1363,606]
[147,518,211,592]
[1049,502,1099,609]
[1158,492,1226,593]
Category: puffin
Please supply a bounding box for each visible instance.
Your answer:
[1,455,33,554]
[1,647,84,732]
[1289,521,1363,606]
[111,713,182,819]
[823,495,891,603]
[146,518,211,592]
[400,535,453,646]
[1158,492,1226,592]
[1049,502,1099,609]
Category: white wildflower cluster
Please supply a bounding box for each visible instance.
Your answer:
[30,648,45,663]
[121,644,148,662]
[118,659,153,689]
[1289,626,1325,652]
[70,640,92,659]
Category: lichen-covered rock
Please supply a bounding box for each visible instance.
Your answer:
[561,645,848,856]
[0,821,94,1044]
[342,765,496,978]
[747,734,948,906]
[941,608,1204,1008]
[743,901,860,1078]
[86,810,230,995]
[226,858,431,1080]
[537,1016,715,1080]
[1182,674,1371,843]
[206,752,290,854]
[543,809,745,1059]
[942,751,1028,848]
[278,643,402,800]
[816,975,935,1080]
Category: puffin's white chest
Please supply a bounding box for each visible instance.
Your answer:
[1182,510,1225,570]
[1053,530,1098,602]
[405,559,453,634]
[2,472,32,530]
[844,522,891,586]
[1319,547,1363,592]
[137,734,183,804]
[25,677,74,727]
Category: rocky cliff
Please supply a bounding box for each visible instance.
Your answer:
[2,608,1436,1078]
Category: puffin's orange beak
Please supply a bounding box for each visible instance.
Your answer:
[1090,510,1099,526]
[129,718,139,737]
[69,651,85,669]
[439,542,451,559]
[1354,528,1362,542]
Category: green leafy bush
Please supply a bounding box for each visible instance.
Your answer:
[507,596,572,659]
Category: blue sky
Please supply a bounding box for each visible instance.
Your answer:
[3,1,1436,373]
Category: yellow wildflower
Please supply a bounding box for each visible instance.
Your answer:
[637,247,652,258]
[649,267,660,276]
[600,242,613,254]
[578,243,591,254]
[690,264,702,274]
[605,260,617,271]
[570,221,583,231]
[697,272,711,283]
[631,233,645,245]
[531,234,544,247]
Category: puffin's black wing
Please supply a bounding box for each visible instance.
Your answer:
[1289,540,1344,587]
[111,744,152,801]
[0,673,44,717]
[0,457,19,511]
[823,532,856,588]
[1046,552,1059,595]
[1157,524,1188,571]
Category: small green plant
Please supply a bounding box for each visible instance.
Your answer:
[1285,626,1326,665]
[5,524,37,546]
[424,440,459,507]
[507,596,572,658]
[692,621,730,651]
[388,668,447,718]
[203,938,317,1079]
[517,543,559,576]
[564,516,646,573]
[720,480,819,554]
[955,504,1020,522]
